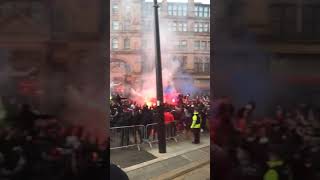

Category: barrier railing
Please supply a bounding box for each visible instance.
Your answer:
[110,125,144,151]
[110,122,179,150]
[165,121,178,142]
[143,122,178,148]
[144,123,159,148]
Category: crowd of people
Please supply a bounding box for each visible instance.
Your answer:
[110,94,210,146]
[6,94,320,180]
[110,94,209,128]
[211,96,320,180]
[0,104,107,180]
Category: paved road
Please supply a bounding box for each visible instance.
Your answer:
[173,163,210,180]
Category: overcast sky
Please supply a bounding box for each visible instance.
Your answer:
[145,0,210,4]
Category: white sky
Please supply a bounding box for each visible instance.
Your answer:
[145,0,210,4]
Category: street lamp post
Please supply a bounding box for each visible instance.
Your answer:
[153,0,166,153]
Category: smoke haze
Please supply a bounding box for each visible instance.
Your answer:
[120,0,206,105]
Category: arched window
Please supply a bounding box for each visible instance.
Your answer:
[112,38,119,49]
[124,38,130,49]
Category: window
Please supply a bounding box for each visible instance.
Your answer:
[194,22,209,32]
[112,4,119,14]
[179,22,187,32]
[199,6,203,17]
[194,23,198,32]
[169,22,187,32]
[194,6,198,16]
[143,2,153,16]
[183,23,187,31]
[204,23,209,32]
[270,4,297,38]
[194,57,201,72]
[177,40,187,49]
[177,5,183,16]
[194,57,210,73]
[168,4,173,16]
[302,5,320,39]
[112,21,120,30]
[112,38,119,49]
[124,38,130,49]
[168,3,187,16]
[181,40,187,48]
[199,23,203,32]
[195,5,210,18]
[201,41,207,49]
[183,5,188,16]
[195,41,209,50]
[194,41,200,49]
[178,23,183,32]
[204,57,210,73]
[173,5,177,16]
[123,20,130,31]
[204,7,209,17]
[172,22,177,31]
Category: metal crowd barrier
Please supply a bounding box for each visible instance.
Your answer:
[143,122,178,148]
[110,122,179,150]
[110,125,144,151]
[143,123,159,148]
[165,121,178,142]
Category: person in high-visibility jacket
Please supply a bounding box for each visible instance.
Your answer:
[191,109,201,144]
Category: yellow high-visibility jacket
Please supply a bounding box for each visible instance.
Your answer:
[191,112,201,129]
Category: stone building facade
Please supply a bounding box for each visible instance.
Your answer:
[111,0,210,96]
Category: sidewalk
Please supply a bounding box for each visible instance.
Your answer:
[122,134,210,180]
[172,163,210,180]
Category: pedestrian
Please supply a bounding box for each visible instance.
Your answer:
[164,109,175,138]
[263,150,291,180]
[191,109,201,144]
[235,107,249,134]
[200,107,208,132]
[183,106,192,138]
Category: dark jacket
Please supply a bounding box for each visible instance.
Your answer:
[141,109,153,125]
[110,164,129,180]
